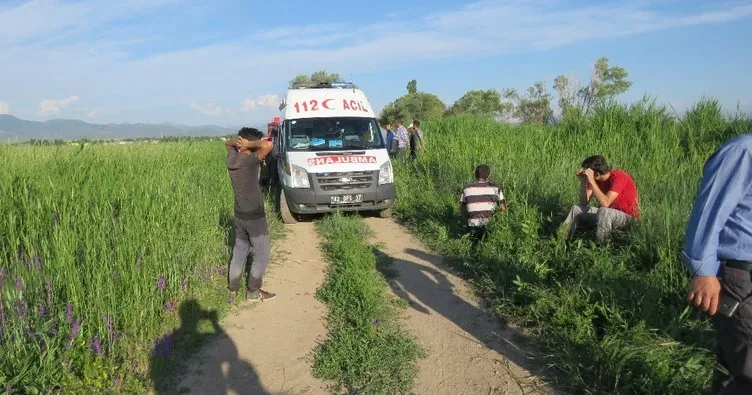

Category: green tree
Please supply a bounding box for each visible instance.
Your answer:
[446,89,506,118]
[554,57,632,116]
[379,80,446,124]
[502,82,555,124]
[407,80,417,94]
[289,71,343,88]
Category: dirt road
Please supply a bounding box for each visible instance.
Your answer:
[175,218,555,395]
[175,222,330,395]
[364,217,555,395]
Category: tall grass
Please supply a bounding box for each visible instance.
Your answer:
[313,213,423,394]
[0,141,281,392]
[392,98,752,394]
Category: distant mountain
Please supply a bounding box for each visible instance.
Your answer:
[0,115,240,141]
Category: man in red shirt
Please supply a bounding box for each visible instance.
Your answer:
[560,155,639,245]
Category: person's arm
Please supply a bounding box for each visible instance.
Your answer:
[683,145,752,277]
[459,189,468,218]
[239,139,274,161]
[584,169,618,207]
[578,176,592,205]
[225,138,238,148]
[497,185,508,212]
[683,144,752,315]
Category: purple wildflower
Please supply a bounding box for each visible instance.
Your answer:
[17,300,26,319]
[181,278,189,291]
[66,303,74,324]
[156,276,166,292]
[45,278,53,305]
[0,266,8,288]
[164,301,176,313]
[39,338,47,353]
[32,254,42,271]
[15,276,23,291]
[68,318,82,349]
[101,315,114,335]
[372,319,381,328]
[114,331,123,342]
[38,304,47,318]
[4,384,11,393]
[218,266,228,277]
[89,337,103,356]
[153,332,174,358]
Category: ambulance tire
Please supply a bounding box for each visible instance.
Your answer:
[378,206,393,218]
[279,189,298,224]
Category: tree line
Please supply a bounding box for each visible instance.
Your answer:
[290,57,632,125]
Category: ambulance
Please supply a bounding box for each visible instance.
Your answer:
[272,81,394,223]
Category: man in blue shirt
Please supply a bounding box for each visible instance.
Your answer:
[384,121,396,156]
[682,133,752,394]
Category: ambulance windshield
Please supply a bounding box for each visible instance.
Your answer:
[285,117,384,151]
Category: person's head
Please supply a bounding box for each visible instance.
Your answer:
[385,122,392,131]
[580,155,611,180]
[475,164,491,181]
[237,127,263,152]
[413,120,420,129]
[396,119,403,127]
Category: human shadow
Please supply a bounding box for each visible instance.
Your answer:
[149,299,270,395]
[373,246,560,394]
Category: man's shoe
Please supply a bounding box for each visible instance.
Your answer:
[247,289,276,302]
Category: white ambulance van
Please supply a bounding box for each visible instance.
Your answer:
[272,82,395,223]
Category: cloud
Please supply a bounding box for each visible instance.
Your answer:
[241,95,280,112]
[0,101,9,114]
[1,0,751,124]
[38,96,79,116]
[190,103,222,117]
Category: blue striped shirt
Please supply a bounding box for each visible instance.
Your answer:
[682,133,752,277]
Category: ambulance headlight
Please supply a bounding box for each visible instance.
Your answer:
[285,163,311,188]
[378,161,393,185]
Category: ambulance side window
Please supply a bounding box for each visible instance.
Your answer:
[278,122,286,154]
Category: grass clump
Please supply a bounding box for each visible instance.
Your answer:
[313,212,423,394]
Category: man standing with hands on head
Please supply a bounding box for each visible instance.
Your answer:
[683,133,752,394]
[225,127,276,302]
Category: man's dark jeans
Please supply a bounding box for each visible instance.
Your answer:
[713,265,752,394]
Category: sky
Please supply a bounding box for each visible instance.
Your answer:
[0,0,751,126]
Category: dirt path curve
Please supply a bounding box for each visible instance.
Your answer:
[364,217,557,395]
[176,222,329,395]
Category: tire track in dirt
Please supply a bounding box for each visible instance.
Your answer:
[364,217,558,395]
[175,222,329,395]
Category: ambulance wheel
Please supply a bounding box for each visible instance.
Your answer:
[279,189,298,224]
[378,206,393,218]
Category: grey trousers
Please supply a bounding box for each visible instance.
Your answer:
[561,205,634,244]
[228,217,271,292]
[713,265,752,394]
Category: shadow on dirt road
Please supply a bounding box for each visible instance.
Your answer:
[149,299,270,395]
[373,244,560,394]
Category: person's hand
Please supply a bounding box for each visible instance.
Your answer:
[688,275,722,315]
[582,168,596,184]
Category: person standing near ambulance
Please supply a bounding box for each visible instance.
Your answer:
[225,127,276,302]
[394,119,409,161]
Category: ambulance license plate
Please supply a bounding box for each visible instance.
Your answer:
[330,194,363,204]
